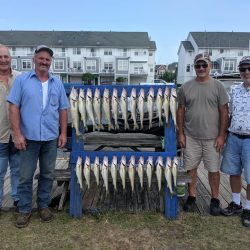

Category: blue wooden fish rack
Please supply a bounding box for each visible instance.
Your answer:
[64,84,178,219]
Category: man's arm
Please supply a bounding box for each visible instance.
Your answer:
[58,109,68,148]
[215,103,229,152]
[177,104,186,148]
[9,103,26,150]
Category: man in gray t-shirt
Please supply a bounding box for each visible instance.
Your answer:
[177,52,229,215]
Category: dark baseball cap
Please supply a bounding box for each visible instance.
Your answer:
[238,56,250,66]
[194,52,211,64]
[34,45,53,57]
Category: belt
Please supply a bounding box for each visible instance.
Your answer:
[231,132,250,139]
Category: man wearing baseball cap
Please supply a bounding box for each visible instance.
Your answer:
[221,56,250,227]
[177,52,229,215]
[7,45,69,228]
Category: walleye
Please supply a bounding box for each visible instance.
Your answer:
[130,88,139,130]
[78,88,88,131]
[119,155,127,191]
[111,155,118,192]
[128,155,135,192]
[156,156,163,192]
[84,156,91,189]
[120,88,129,130]
[172,156,178,188]
[103,88,114,131]
[165,157,173,195]
[137,156,144,190]
[156,88,163,126]
[86,88,97,131]
[111,88,119,130]
[163,87,170,124]
[146,156,153,189]
[69,87,81,136]
[75,156,83,190]
[170,88,177,128]
[93,88,104,131]
[101,156,109,196]
[138,88,145,129]
[92,156,100,186]
[147,87,154,129]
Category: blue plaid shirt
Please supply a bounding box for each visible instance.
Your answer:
[7,70,69,141]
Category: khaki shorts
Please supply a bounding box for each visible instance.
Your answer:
[184,135,221,172]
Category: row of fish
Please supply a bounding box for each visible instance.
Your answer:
[75,155,178,195]
[70,87,177,135]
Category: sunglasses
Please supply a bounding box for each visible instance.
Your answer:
[239,67,250,72]
[194,63,208,69]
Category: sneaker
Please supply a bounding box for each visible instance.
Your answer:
[183,196,196,212]
[221,201,243,216]
[241,209,250,227]
[15,213,31,228]
[39,207,54,222]
[210,198,221,216]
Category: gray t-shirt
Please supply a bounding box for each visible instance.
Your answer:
[177,77,229,139]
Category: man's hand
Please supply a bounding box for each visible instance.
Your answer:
[58,134,67,148]
[178,132,186,148]
[214,135,225,152]
[13,133,26,150]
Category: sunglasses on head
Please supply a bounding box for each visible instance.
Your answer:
[239,67,250,72]
[194,63,208,69]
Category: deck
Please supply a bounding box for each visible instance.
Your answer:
[2,155,247,214]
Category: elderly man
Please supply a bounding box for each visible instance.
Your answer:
[221,56,250,227]
[7,45,69,228]
[0,44,20,214]
[177,52,229,215]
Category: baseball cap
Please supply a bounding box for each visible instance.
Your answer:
[34,45,53,57]
[194,52,211,64]
[238,56,250,66]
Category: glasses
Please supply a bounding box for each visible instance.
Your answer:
[194,63,208,69]
[239,67,250,72]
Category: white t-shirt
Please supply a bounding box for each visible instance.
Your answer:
[42,80,48,109]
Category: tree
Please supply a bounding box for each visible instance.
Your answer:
[82,73,94,85]
[161,71,176,83]
[116,77,127,83]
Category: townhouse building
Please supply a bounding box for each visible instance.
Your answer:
[177,32,250,84]
[0,30,156,84]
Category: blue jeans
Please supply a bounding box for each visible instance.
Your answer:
[0,140,20,208]
[18,139,57,213]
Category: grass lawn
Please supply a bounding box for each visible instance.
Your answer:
[0,210,249,250]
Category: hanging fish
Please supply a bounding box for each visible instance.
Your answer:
[172,156,178,188]
[138,88,145,130]
[93,88,104,131]
[119,155,127,191]
[111,155,118,192]
[156,88,163,126]
[75,156,83,190]
[128,155,135,192]
[170,88,177,128]
[103,88,114,131]
[69,87,81,136]
[84,156,91,189]
[156,156,163,192]
[101,156,109,196]
[111,88,119,130]
[146,156,153,189]
[86,88,97,131]
[92,156,100,186]
[130,88,139,130]
[163,87,170,124]
[120,88,129,130]
[137,156,144,190]
[165,157,173,195]
[78,88,88,131]
[147,87,154,129]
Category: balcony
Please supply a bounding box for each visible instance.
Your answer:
[68,68,83,73]
[100,69,115,75]
[131,70,147,75]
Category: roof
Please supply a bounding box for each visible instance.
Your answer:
[190,32,250,48]
[0,30,155,49]
[181,41,194,51]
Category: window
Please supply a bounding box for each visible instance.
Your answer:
[12,47,16,56]
[11,59,17,69]
[73,61,81,70]
[133,63,144,74]
[122,49,127,57]
[238,50,243,56]
[208,49,212,56]
[104,49,112,55]
[149,52,153,56]
[90,48,96,57]
[86,60,96,71]
[73,48,81,55]
[186,64,190,72]
[134,50,145,56]
[54,60,64,70]
[220,49,224,54]
[22,59,32,70]
[104,63,113,70]
[224,60,235,71]
[118,60,128,71]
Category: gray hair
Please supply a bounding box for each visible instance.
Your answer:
[0,44,11,56]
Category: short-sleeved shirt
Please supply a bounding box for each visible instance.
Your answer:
[177,77,229,139]
[7,70,70,141]
[0,69,21,143]
[228,83,250,135]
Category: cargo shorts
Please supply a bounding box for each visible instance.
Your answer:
[184,135,221,172]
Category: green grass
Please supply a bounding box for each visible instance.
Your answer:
[0,211,250,250]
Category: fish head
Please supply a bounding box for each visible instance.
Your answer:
[70,87,78,101]
[147,156,153,166]
[86,88,92,99]
[166,157,172,168]
[156,156,163,165]
[94,88,100,98]
[131,88,136,98]
[94,156,99,165]
[171,88,177,98]
[173,156,179,167]
[103,156,109,166]
[139,156,144,165]
[112,155,118,165]
[164,87,170,98]
[148,87,154,98]
[112,88,118,97]
[120,155,126,165]
[129,155,135,165]
[157,88,163,97]
[79,89,85,100]
[76,156,82,165]
[121,88,127,98]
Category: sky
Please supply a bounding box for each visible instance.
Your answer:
[0,0,249,64]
